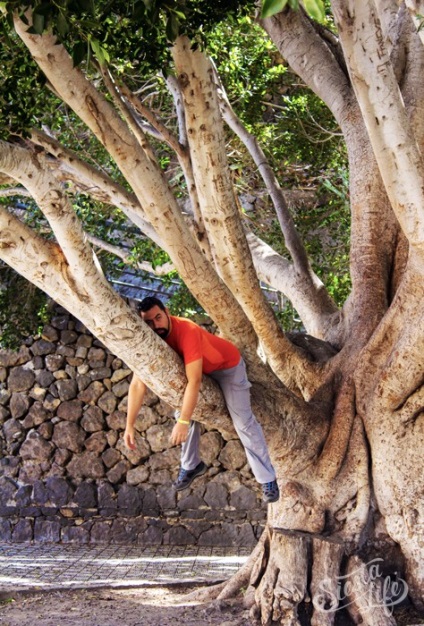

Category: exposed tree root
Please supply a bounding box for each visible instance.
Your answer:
[250,533,309,626]
[310,539,345,626]
[345,556,397,626]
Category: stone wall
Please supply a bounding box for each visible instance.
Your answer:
[0,309,266,546]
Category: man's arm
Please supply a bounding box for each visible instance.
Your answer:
[124,375,147,450]
[170,358,203,446]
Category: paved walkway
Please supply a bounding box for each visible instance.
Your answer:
[0,543,251,593]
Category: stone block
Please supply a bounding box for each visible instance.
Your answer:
[163,525,196,545]
[45,354,65,372]
[78,381,105,404]
[218,439,246,471]
[98,482,117,510]
[87,347,106,362]
[9,392,31,419]
[90,520,112,543]
[41,324,59,342]
[74,482,97,508]
[0,346,31,367]
[15,485,33,506]
[97,390,117,414]
[141,488,160,516]
[230,485,259,510]
[145,423,173,453]
[45,476,73,506]
[81,405,105,432]
[20,431,54,462]
[60,330,78,345]
[141,524,163,544]
[89,367,111,382]
[66,451,105,479]
[61,526,89,543]
[116,433,151,465]
[178,492,207,511]
[76,334,93,348]
[102,447,122,469]
[57,400,84,422]
[106,410,126,430]
[110,368,131,383]
[52,421,86,453]
[107,460,130,484]
[126,465,150,485]
[25,401,52,427]
[204,482,229,509]
[31,339,56,356]
[56,379,78,402]
[199,431,223,465]
[111,380,129,398]
[54,448,72,466]
[34,519,61,542]
[0,519,11,541]
[36,370,55,388]
[3,418,24,443]
[117,483,143,516]
[156,484,177,510]
[8,366,35,392]
[38,422,53,439]
[12,519,33,542]
[85,431,107,454]
[147,447,180,471]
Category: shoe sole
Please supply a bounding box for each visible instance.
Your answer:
[175,463,208,491]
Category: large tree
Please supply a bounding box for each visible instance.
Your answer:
[0,1,423,624]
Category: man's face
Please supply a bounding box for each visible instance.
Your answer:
[141,305,171,338]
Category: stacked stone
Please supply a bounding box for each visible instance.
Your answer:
[0,310,266,546]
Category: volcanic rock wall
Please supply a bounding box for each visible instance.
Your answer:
[0,309,266,545]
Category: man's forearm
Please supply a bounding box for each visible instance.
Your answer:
[126,377,147,427]
[179,379,201,422]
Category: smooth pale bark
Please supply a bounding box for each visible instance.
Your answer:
[247,233,341,341]
[261,9,401,350]
[30,129,159,244]
[172,36,318,393]
[331,0,424,255]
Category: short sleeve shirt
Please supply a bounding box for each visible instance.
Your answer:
[165,316,240,374]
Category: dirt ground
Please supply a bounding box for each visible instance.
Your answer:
[0,585,251,626]
[0,586,422,626]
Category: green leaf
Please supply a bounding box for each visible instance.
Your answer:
[90,38,110,66]
[261,0,288,19]
[56,12,70,38]
[165,13,179,42]
[302,0,325,22]
[72,41,87,67]
[32,12,45,35]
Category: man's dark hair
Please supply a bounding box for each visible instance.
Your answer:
[137,296,166,313]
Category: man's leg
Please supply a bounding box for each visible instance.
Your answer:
[174,417,207,491]
[179,417,202,470]
[209,359,276,485]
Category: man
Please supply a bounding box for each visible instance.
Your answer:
[124,296,279,503]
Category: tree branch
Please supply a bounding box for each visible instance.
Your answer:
[247,232,340,340]
[172,36,321,394]
[331,0,424,255]
[14,13,261,363]
[86,232,175,276]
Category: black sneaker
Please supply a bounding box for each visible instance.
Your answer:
[175,461,207,491]
[262,480,279,503]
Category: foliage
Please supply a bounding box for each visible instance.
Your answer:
[0,0,352,338]
[0,263,50,349]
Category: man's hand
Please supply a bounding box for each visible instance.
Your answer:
[124,426,136,450]
[170,422,189,446]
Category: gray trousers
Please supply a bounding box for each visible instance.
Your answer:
[179,358,276,484]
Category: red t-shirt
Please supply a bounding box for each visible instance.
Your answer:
[165,316,240,374]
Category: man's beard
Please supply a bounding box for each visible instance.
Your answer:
[154,327,169,337]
